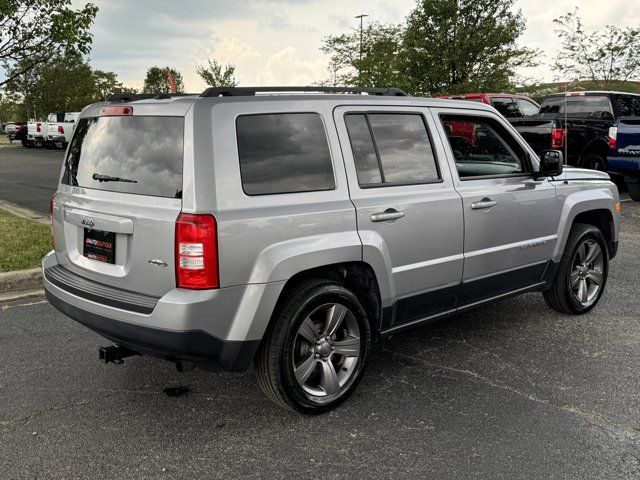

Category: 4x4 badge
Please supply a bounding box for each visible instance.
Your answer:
[148,259,168,267]
[81,218,95,228]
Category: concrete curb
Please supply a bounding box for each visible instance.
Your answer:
[0,199,49,224]
[0,267,43,295]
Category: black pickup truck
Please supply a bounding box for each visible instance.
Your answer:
[511,91,640,171]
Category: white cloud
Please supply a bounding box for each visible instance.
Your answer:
[69,0,640,92]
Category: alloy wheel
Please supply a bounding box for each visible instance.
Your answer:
[292,303,361,397]
[570,239,604,306]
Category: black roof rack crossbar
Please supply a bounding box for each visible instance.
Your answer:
[107,93,198,102]
[200,86,408,97]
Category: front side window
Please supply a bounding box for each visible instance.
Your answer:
[440,114,527,178]
[517,99,540,117]
[236,113,335,195]
[345,113,440,187]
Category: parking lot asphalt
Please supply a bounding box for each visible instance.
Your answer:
[0,146,63,214]
[0,202,638,479]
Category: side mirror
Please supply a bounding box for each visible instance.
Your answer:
[536,150,564,178]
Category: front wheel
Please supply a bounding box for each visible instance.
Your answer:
[544,223,609,314]
[628,181,640,202]
[255,280,371,414]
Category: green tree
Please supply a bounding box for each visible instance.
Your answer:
[321,23,405,89]
[5,54,127,118]
[92,70,122,101]
[196,58,238,87]
[0,0,98,88]
[402,0,538,95]
[553,9,640,87]
[143,66,185,93]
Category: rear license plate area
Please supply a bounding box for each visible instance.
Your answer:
[83,228,116,264]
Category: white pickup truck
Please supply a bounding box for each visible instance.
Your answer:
[27,118,47,147]
[46,112,80,149]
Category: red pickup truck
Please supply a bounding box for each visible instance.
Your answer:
[438,93,540,118]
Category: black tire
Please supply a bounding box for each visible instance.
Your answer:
[255,279,371,414]
[628,182,640,202]
[579,153,606,172]
[53,141,65,150]
[544,223,609,315]
[32,140,43,148]
[21,139,28,147]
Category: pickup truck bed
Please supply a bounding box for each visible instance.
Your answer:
[608,117,640,201]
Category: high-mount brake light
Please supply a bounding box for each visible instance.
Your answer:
[551,127,566,149]
[175,213,219,289]
[101,106,134,116]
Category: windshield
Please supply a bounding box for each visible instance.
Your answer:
[62,116,184,198]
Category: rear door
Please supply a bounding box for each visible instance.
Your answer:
[430,107,557,306]
[334,105,464,330]
[51,102,190,297]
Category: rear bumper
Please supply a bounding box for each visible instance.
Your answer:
[42,252,284,372]
[47,135,66,142]
[607,156,640,178]
[45,290,259,372]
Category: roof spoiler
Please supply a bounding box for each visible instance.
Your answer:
[107,93,199,102]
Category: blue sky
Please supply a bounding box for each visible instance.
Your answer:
[72,0,640,91]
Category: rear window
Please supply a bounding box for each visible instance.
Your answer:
[62,116,184,198]
[236,113,335,195]
[539,96,613,119]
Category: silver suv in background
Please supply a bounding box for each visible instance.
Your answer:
[43,87,621,414]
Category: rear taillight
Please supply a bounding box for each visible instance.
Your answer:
[57,125,64,134]
[608,127,617,150]
[175,213,219,289]
[36,122,41,133]
[50,193,56,249]
[551,127,566,149]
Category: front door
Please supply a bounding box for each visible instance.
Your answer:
[334,105,464,330]
[431,107,558,306]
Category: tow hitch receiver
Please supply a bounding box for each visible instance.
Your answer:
[99,345,138,364]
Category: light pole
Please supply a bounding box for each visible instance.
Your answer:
[355,14,369,62]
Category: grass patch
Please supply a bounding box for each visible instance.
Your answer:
[0,209,51,272]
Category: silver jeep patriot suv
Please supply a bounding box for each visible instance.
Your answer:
[43,86,621,414]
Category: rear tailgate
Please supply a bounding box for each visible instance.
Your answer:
[511,118,555,154]
[52,102,190,298]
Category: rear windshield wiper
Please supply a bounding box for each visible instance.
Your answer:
[92,173,138,183]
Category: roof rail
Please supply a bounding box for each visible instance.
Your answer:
[107,93,198,102]
[200,86,408,97]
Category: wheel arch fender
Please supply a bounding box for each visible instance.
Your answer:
[553,190,618,261]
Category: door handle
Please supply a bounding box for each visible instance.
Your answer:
[471,198,497,210]
[371,209,405,222]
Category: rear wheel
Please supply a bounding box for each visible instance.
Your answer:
[579,153,606,172]
[544,223,609,314]
[255,280,371,414]
[628,182,640,202]
[53,140,65,150]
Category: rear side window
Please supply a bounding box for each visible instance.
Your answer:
[236,113,335,195]
[491,98,520,118]
[539,96,613,119]
[62,116,184,198]
[616,95,640,117]
[345,113,440,187]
